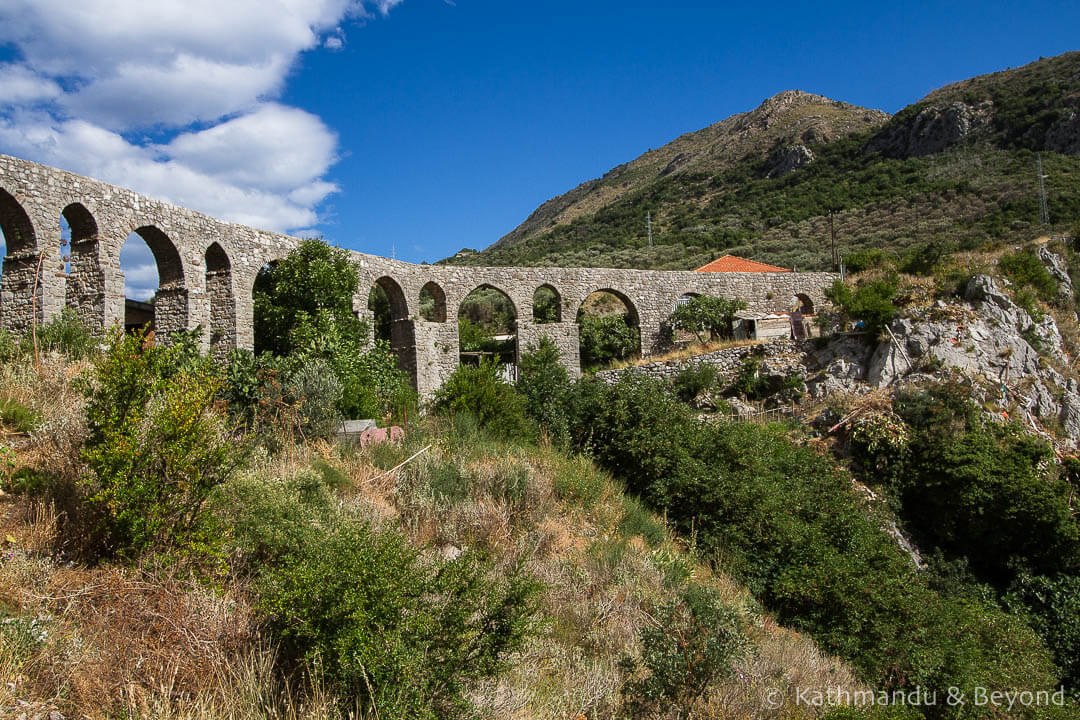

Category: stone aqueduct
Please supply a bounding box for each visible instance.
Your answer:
[0,153,835,396]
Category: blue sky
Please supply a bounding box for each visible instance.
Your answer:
[1,0,1079,297]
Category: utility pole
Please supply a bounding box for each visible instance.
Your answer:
[1037,154,1050,225]
[647,212,653,248]
[829,210,837,269]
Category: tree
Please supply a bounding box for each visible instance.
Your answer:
[669,295,747,343]
[253,238,365,357]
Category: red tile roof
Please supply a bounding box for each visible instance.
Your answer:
[694,255,791,273]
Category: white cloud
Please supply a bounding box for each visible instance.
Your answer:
[0,0,402,236]
[0,65,62,107]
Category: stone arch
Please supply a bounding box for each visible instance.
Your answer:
[61,202,106,324]
[533,283,561,323]
[576,288,642,369]
[794,292,814,315]
[205,242,235,357]
[419,280,447,322]
[122,225,187,340]
[458,283,518,379]
[369,275,409,340]
[0,187,36,255]
[0,188,41,331]
[674,291,700,311]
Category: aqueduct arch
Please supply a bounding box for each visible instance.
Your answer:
[0,153,836,397]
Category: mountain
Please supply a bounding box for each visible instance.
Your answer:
[444,52,1080,271]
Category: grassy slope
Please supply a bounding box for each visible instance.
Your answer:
[0,353,861,719]
[445,52,1080,272]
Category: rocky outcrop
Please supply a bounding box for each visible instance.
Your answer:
[867,101,995,158]
[767,144,814,178]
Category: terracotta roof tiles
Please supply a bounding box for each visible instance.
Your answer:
[694,255,791,273]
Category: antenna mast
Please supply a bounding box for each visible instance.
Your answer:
[647,212,653,248]
[1037,154,1050,225]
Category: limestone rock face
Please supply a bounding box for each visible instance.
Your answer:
[767,144,815,178]
[1039,247,1074,302]
[867,101,995,158]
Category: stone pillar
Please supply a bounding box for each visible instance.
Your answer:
[65,237,109,328]
[153,286,189,345]
[0,248,65,333]
[517,320,581,378]
[389,317,418,387]
[413,320,459,399]
[638,310,671,357]
[206,268,236,360]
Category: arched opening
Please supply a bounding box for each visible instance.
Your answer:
[533,284,561,323]
[671,292,701,344]
[120,226,185,337]
[576,289,641,370]
[794,293,814,315]
[0,188,35,256]
[368,276,409,342]
[0,189,40,331]
[205,242,235,356]
[419,281,447,323]
[789,293,815,340]
[368,275,416,385]
[61,203,103,322]
[458,284,517,380]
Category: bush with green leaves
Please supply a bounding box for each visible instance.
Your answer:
[824,274,900,337]
[1005,573,1080,696]
[672,362,719,403]
[668,295,747,343]
[544,375,1065,708]
[285,358,342,440]
[619,584,747,716]
[516,337,572,446]
[253,238,367,358]
[578,314,639,369]
[78,331,246,557]
[998,248,1059,302]
[222,466,541,719]
[252,239,414,420]
[432,360,533,442]
[30,306,99,359]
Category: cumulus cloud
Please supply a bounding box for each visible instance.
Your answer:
[0,0,401,236]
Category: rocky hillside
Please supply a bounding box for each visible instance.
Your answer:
[445,52,1080,272]
[490,90,888,253]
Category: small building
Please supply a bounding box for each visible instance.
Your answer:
[734,312,791,341]
[694,255,791,273]
[124,298,154,333]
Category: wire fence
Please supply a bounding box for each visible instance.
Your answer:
[722,403,800,424]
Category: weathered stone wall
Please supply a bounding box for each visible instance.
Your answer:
[594,339,811,385]
[0,153,837,396]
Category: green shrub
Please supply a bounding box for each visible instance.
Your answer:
[551,454,608,509]
[79,331,245,558]
[517,337,572,446]
[1005,573,1080,696]
[432,361,533,442]
[618,496,666,546]
[999,248,1059,302]
[31,306,98,359]
[0,397,37,432]
[672,363,719,402]
[285,358,342,440]
[844,248,896,274]
[825,274,900,336]
[257,519,541,718]
[558,376,1065,703]
[619,584,747,716]
[578,314,639,368]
